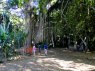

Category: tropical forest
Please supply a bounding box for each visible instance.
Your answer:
[0,0,95,71]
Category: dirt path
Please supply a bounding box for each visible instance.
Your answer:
[0,48,95,71]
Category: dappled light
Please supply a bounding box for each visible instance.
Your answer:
[0,64,6,68]
[0,48,95,71]
[0,0,95,71]
[38,57,95,71]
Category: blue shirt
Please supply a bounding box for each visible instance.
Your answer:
[44,44,48,49]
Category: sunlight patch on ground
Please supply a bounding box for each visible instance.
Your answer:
[37,58,95,71]
[93,57,95,59]
[0,64,6,68]
[28,62,37,65]
[7,63,23,68]
[37,55,46,58]
[37,58,43,63]
[23,68,31,71]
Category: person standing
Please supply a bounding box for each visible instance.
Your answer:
[44,43,48,55]
[38,43,42,55]
[32,44,36,56]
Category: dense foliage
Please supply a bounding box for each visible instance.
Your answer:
[0,0,27,58]
[0,0,95,59]
[48,0,95,51]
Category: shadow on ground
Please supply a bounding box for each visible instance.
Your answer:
[0,48,95,71]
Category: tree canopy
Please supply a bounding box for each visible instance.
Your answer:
[0,0,95,54]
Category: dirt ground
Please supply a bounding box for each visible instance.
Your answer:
[0,48,95,71]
